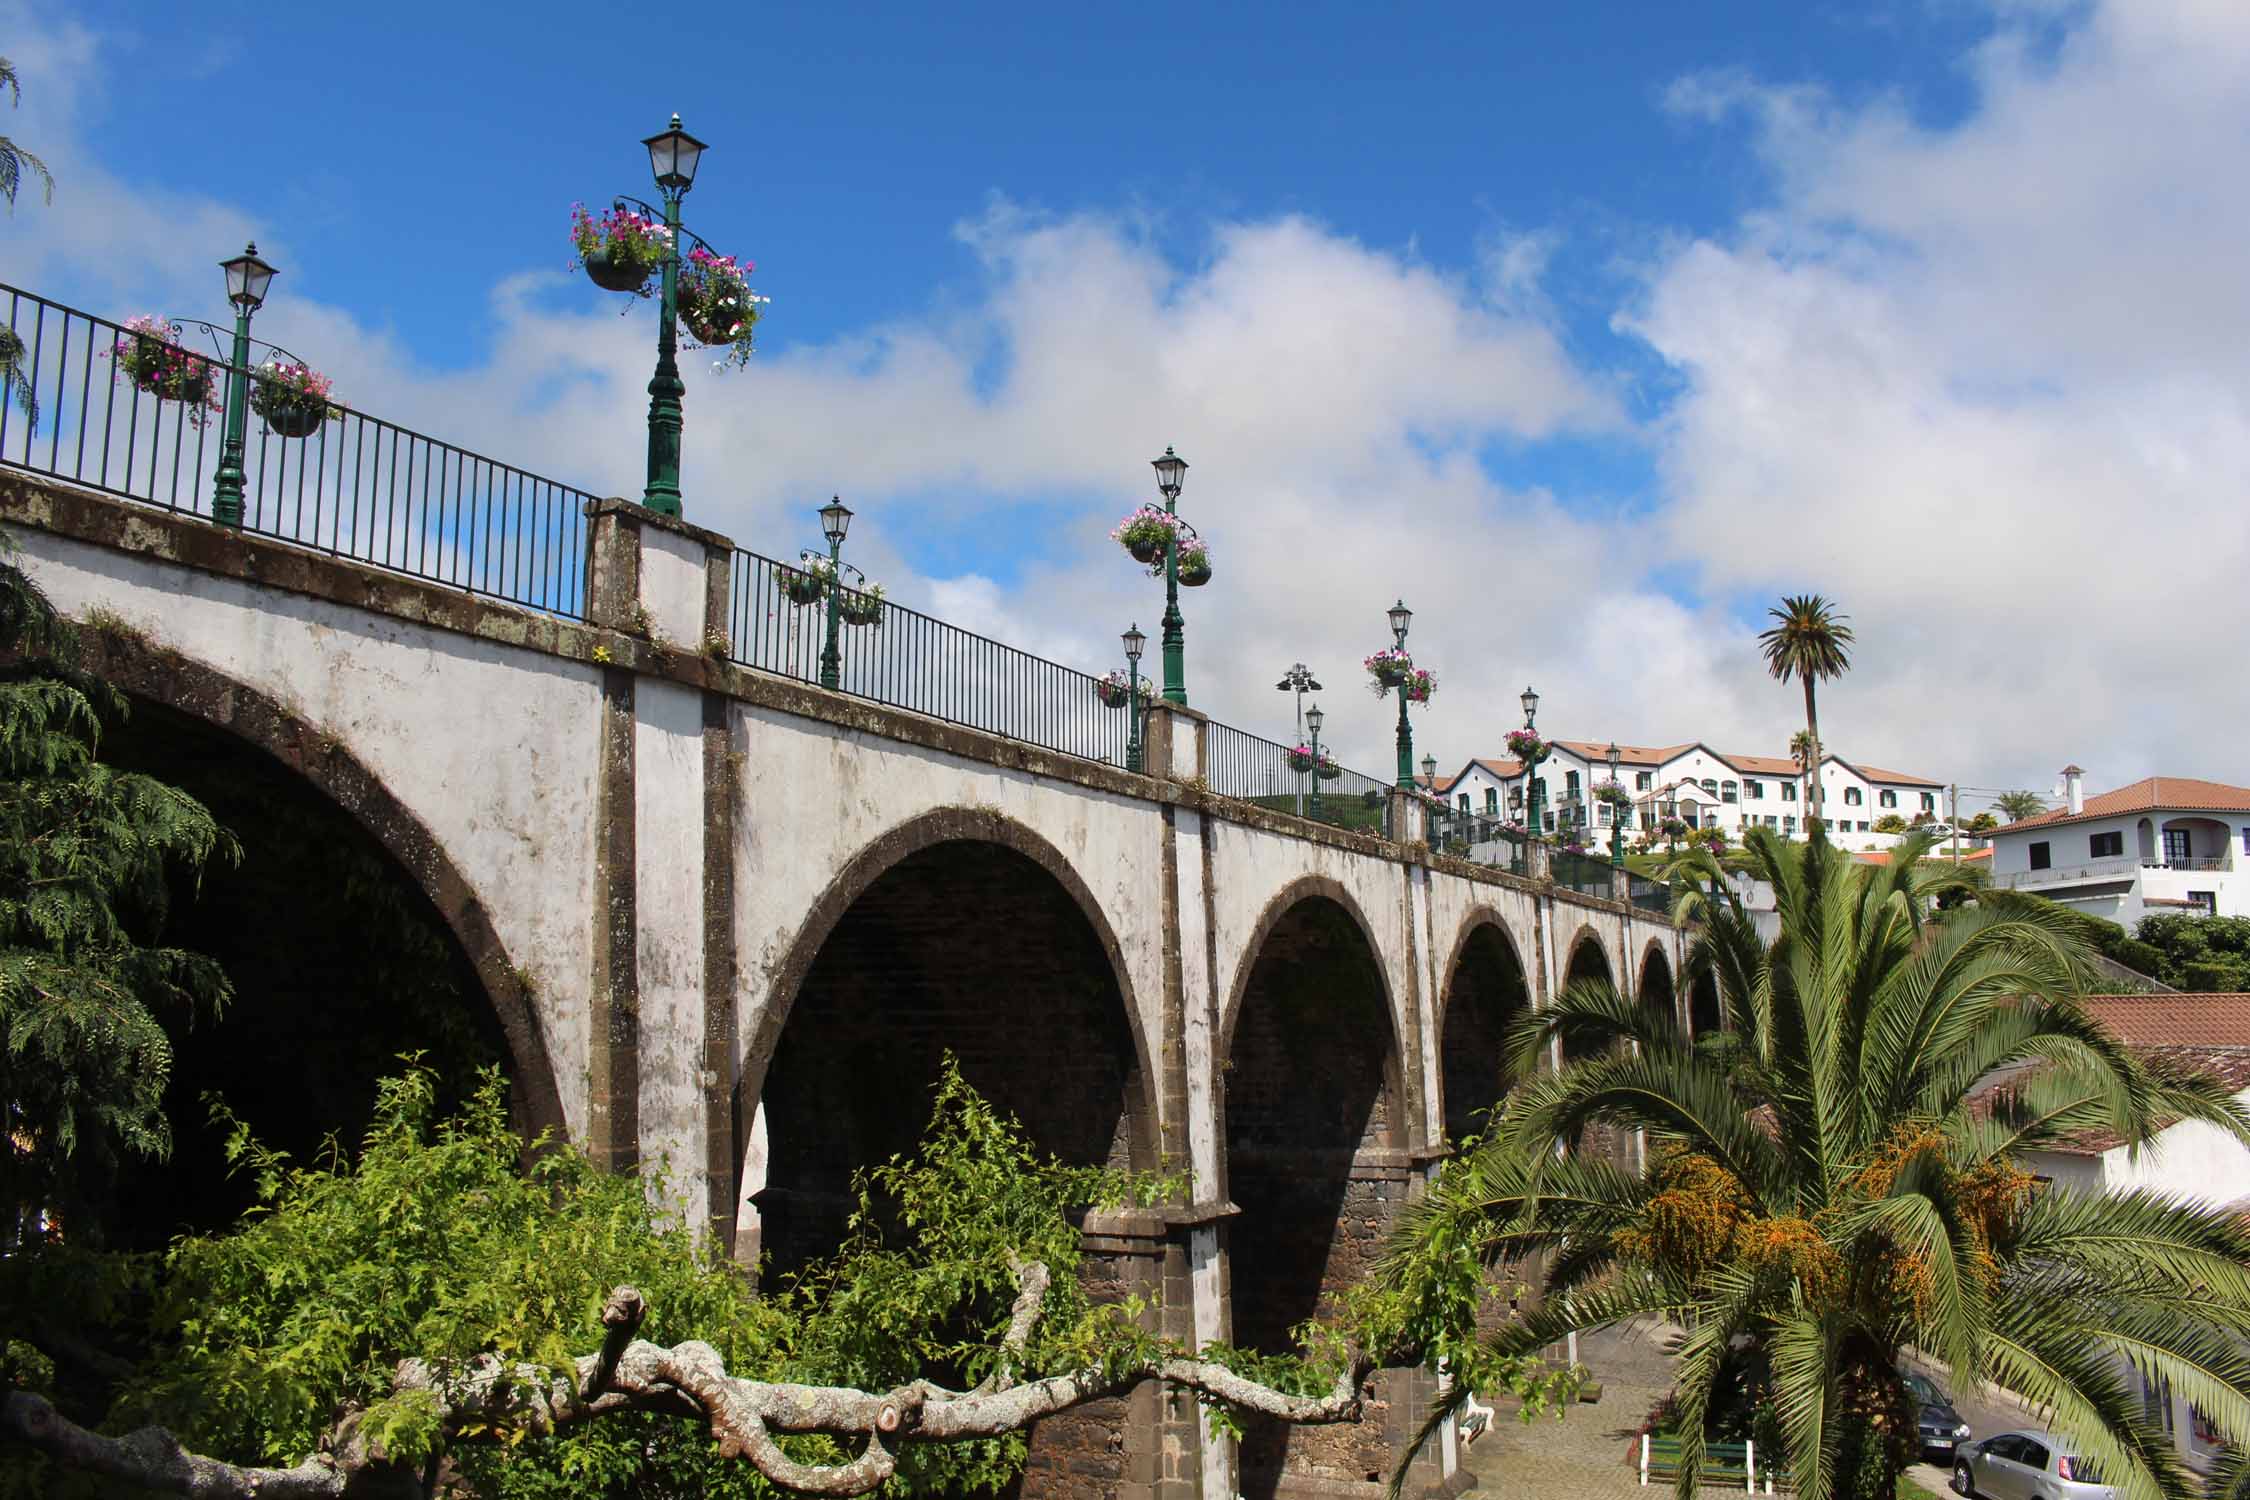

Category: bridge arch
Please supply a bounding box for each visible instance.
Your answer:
[1434,908,1532,1148]
[740,805,1157,1275]
[1219,876,1405,1496]
[1639,942,1677,1029]
[73,631,565,1145]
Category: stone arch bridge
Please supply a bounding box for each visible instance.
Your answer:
[2,473,1690,1500]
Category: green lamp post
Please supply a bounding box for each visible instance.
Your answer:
[1386,599,1416,789]
[1123,622,1147,773]
[816,497,853,691]
[639,115,706,519]
[1520,684,1547,839]
[1149,446,1196,705]
[1606,740,1627,868]
[1306,702,1326,821]
[210,243,277,529]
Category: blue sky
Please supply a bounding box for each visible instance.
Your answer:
[7,0,2248,796]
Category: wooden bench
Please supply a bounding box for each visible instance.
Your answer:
[1639,1434,1765,1491]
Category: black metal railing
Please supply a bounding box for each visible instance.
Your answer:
[1552,848,1617,899]
[1628,874,1671,914]
[1205,720,1393,836]
[0,284,593,618]
[1428,808,1530,876]
[725,548,1137,766]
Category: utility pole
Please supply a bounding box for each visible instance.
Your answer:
[1276,663,1322,818]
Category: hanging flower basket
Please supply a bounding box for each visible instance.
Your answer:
[1174,541,1212,587]
[837,584,885,627]
[1111,505,1179,564]
[777,564,829,606]
[1595,779,1633,810]
[249,359,338,439]
[107,317,221,426]
[1095,670,1153,709]
[1285,745,1317,773]
[571,203,670,294]
[677,247,766,369]
[1364,647,1414,691]
[1400,668,1435,706]
[1314,756,1343,781]
[1505,727,1549,764]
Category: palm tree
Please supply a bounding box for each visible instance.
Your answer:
[1994,789,2048,824]
[0,57,52,211]
[0,57,46,429]
[1760,597,1853,827]
[1385,826,2250,1500]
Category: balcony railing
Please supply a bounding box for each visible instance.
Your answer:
[1999,853,2235,889]
[0,283,592,618]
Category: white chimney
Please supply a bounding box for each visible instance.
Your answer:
[2061,764,2085,816]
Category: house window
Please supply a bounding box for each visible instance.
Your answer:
[1844,787,1864,807]
[1920,792,1936,813]
[2241,828,2250,856]
[1565,770,1581,797]
[1457,794,1469,814]
[1543,811,1556,833]
[1635,771,1653,790]
[1857,821,1870,832]
[1878,789,1898,809]
[2030,841,2051,870]
[1484,788,1498,816]
[1781,783,1797,802]
[2089,831,2123,858]
[1745,780,1763,800]
[2164,828,2192,864]
[1784,816,1796,833]
[1719,780,1736,804]
[2190,891,2218,915]
[1640,811,1655,831]
[1700,778,1718,796]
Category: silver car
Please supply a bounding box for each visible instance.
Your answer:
[1953,1429,2115,1500]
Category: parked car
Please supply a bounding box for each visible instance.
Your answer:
[1904,1369,1973,1459]
[1953,1429,2115,1500]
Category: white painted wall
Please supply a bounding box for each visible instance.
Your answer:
[12,528,604,1139]
[635,677,708,1220]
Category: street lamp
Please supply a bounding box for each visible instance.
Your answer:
[1123,622,1147,773]
[1305,702,1326,821]
[210,243,276,528]
[1606,741,1626,868]
[1277,662,1322,815]
[631,114,707,518]
[1147,445,1202,706]
[815,497,854,690]
[1385,599,1419,790]
[1519,684,1548,840]
[1421,752,1437,788]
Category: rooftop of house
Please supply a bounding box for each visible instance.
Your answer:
[2024,993,2250,1155]
[1994,777,2250,837]
[1439,741,1940,790]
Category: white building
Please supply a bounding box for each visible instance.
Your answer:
[2014,993,2250,1474]
[1430,738,1948,853]
[1987,768,2250,925]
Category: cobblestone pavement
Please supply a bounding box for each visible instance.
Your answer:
[1458,1327,2035,1500]
[1462,1322,1689,1499]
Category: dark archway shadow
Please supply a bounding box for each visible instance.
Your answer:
[1689,966,1723,1038]
[1438,920,1530,1148]
[1223,890,1401,1499]
[93,695,516,1250]
[753,836,1150,1279]
[1640,946,1677,1033]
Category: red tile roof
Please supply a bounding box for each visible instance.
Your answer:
[1999,778,2250,835]
[1550,739,1694,767]
[2079,993,2250,1048]
[1847,762,1946,789]
[1718,751,1804,777]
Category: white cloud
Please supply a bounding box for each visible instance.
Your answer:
[8,1,2244,801]
[1628,0,2250,794]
